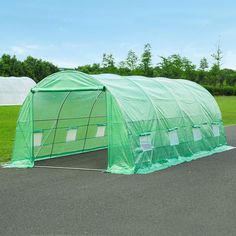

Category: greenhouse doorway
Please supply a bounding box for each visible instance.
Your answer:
[35,149,108,171]
[33,89,108,171]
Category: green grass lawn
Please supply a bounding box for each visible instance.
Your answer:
[0,106,20,163]
[0,96,235,164]
[215,96,236,126]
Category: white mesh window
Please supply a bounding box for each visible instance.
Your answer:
[169,130,179,146]
[192,127,202,141]
[96,126,106,137]
[139,134,152,151]
[212,124,220,137]
[34,133,42,147]
[66,129,77,142]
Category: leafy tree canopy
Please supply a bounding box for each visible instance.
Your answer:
[0,43,235,88]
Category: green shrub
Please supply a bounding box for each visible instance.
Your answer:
[203,85,236,96]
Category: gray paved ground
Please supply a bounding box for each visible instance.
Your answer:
[0,126,236,236]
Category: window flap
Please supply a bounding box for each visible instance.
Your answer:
[169,130,179,146]
[34,132,42,147]
[96,126,106,137]
[139,134,152,151]
[66,129,77,142]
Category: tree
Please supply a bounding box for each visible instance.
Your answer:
[23,56,58,82]
[0,54,24,76]
[220,69,236,87]
[197,57,209,84]
[199,57,209,71]
[102,53,115,68]
[0,54,58,82]
[210,43,224,86]
[140,43,153,76]
[118,61,127,69]
[208,64,220,86]
[211,43,223,69]
[77,63,101,74]
[126,50,138,70]
[155,54,196,80]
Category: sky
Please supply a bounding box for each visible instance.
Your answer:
[0,0,236,69]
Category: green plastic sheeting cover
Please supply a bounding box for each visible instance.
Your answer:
[8,70,233,174]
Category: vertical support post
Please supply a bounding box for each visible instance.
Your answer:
[82,90,104,151]
[50,91,71,157]
[31,91,35,163]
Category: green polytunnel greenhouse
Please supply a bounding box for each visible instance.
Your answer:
[7,70,233,174]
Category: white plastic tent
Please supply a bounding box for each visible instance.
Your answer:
[0,76,36,105]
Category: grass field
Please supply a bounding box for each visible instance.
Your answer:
[215,96,236,126]
[0,96,235,164]
[0,106,20,163]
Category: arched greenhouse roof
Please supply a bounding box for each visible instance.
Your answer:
[0,76,36,105]
[32,70,221,126]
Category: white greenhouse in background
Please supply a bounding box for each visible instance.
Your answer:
[0,77,36,105]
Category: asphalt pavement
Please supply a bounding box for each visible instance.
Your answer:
[0,126,235,236]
